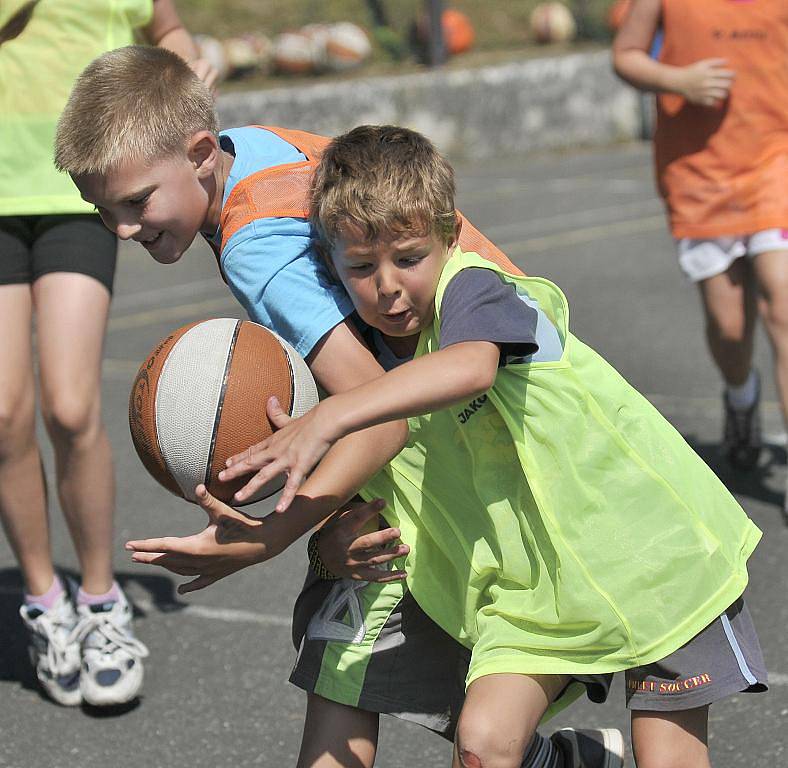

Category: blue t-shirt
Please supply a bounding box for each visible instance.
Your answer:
[210,126,354,358]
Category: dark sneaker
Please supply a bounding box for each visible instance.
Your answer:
[723,375,762,470]
[551,728,625,768]
[19,592,82,706]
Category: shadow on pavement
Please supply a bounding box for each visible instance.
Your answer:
[684,435,786,515]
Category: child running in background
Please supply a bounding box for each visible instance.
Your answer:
[0,1,216,707]
[132,125,767,768]
[54,47,618,768]
[613,0,788,514]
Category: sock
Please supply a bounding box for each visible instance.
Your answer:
[521,732,562,768]
[727,370,758,410]
[24,575,65,611]
[77,581,122,607]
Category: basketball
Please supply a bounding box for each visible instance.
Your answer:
[271,31,322,75]
[194,34,229,82]
[530,2,577,44]
[324,22,372,71]
[128,318,318,505]
[441,9,475,56]
[415,8,475,57]
[223,33,272,78]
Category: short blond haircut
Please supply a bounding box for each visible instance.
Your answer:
[55,45,217,175]
[310,125,456,250]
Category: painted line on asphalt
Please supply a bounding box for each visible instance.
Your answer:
[107,295,239,333]
[110,277,225,311]
[483,198,663,241]
[503,215,667,255]
[134,597,291,628]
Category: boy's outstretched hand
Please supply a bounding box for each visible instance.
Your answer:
[219,395,342,513]
[125,485,266,595]
[317,499,409,583]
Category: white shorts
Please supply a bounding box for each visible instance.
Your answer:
[677,228,788,282]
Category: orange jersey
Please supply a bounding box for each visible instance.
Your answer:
[654,0,788,238]
[220,126,524,276]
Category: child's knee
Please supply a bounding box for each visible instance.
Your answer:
[42,393,100,444]
[0,390,36,454]
[456,716,530,768]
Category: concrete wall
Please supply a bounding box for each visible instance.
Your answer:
[217,49,641,160]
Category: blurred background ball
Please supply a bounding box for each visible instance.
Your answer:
[530,2,577,44]
[223,33,272,78]
[129,318,318,505]
[324,21,372,71]
[194,34,228,81]
[272,30,322,75]
[415,7,475,57]
[440,9,475,55]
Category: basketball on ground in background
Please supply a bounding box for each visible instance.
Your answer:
[129,319,318,505]
[271,30,322,74]
[223,33,272,79]
[324,22,372,71]
[194,34,229,82]
[530,2,577,44]
[415,7,475,57]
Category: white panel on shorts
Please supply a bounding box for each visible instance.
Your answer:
[156,318,239,501]
[677,229,788,282]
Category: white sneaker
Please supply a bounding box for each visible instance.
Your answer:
[73,589,149,706]
[19,592,82,706]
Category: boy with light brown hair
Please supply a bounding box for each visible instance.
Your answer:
[56,46,618,768]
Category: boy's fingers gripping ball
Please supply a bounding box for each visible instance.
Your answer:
[129,319,318,506]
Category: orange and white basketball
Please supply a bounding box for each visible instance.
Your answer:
[530,2,577,44]
[129,319,318,505]
[194,34,229,81]
[324,22,372,72]
[272,31,321,75]
[223,33,272,78]
[443,9,475,55]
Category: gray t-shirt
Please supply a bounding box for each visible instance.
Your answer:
[372,267,562,369]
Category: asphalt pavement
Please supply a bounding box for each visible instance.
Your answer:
[1,141,785,768]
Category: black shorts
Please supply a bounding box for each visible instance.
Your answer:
[0,214,117,294]
[625,596,768,711]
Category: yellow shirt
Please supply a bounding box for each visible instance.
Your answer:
[0,0,152,215]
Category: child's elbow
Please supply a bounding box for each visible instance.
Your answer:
[475,367,498,394]
[392,418,410,451]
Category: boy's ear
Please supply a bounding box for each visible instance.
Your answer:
[449,213,462,250]
[187,131,221,179]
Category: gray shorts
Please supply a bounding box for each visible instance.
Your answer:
[290,570,611,740]
[624,597,767,711]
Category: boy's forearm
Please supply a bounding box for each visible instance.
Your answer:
[613,49,687,95]
[247,423,401,562]
[323,341,500,442]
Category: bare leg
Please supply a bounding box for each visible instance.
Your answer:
[631,707,710,768]
[297,693,379,768]
[752,249,788,425]
[697,258,756,387]
[34,273,114,594]
[0,284,54,595]
[453,673,569,768]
